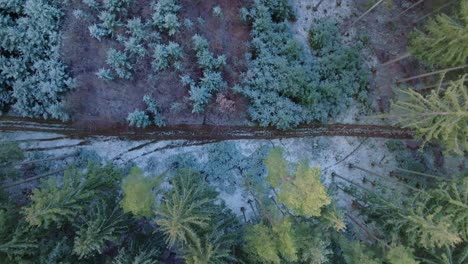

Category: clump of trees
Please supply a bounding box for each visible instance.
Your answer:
[2,139,465,262]
[0,0,75,120]
[181,34,227,113]
[235,0,368,129]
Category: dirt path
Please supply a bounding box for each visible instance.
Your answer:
[0,117,413,140]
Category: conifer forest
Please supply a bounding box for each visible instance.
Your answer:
[0,0,467,263]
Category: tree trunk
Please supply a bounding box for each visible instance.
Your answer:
[17,153,78,167]
[397,64,468,83]
[381,52,411,66]
[395,0,424,19]
[349,163,419,191]
[313,0,325,11]
[1,169,65,189]
[414,0,457,23]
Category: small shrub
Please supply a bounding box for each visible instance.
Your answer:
[152,42,183,71]
[73,9,89,20]
[183,18,193,29]
[106,48,133,79]
[143,95,166,127]
[192,34,226,70]
[96,68,114,81]
[127,110,151,128]
[212,6,223,17]
[98,11,118,35]
[170,102,183,113]
[152,0,181,36]
[121,37,146,58]
[89,24,109,41]
[216,94,235,113]
[82,0,99,9]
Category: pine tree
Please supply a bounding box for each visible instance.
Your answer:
[24,164,120,228]
[410,0,468,67]
[339,237,381,264]
[155,169,217,248]
[73,203,126,259]
[183,231,235,264]
[385,246,419,264]
[0,206,38,261]
[387,75,467,154]
[120,167,161,218]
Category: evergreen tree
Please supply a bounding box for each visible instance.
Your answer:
[386,75,467,154]
[73,203,126,259]
[410,0,468,67]
[183,231,236,264]
[155,169,217,248]
[339,238,381,264]
[23,164,120,228]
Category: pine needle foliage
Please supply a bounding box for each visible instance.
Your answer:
[112,245,161,264]
[385,245,419,264]
[24,163,121,228]
[0,206,38,261]
[410,0,468,67]
[387,75,467,154]
[155,169,217,248]
[183,230,236,264]
[73,203,126,259]
[264,148,331,217]
[363,175,467,250]
[120,167,161,218]
[338,237,381,264]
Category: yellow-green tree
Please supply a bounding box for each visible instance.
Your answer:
[120,167,161,218]
[410,0,468,67]
[264,148,331,217]
[387,75,467,154]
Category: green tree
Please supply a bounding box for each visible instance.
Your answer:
[155,169,216,248]
[386,75,467,154]
[385,245,419,264]
[183,231,235,264]
[73,203,126,259]
[120,167,161,218]
[339,237,381,264]
[23,164,120,228]
[244,223,280,263]
[410,1,468,67]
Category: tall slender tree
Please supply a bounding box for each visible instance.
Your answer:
[386,75,467,154]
